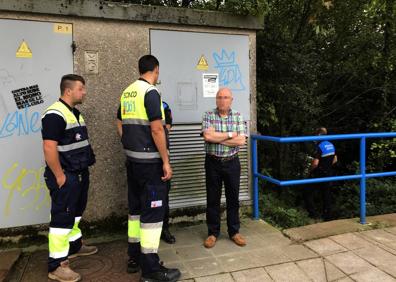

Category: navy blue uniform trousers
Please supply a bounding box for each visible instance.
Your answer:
[45,167,89,272]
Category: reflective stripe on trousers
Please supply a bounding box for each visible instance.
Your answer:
[140,222,163,254]
[48,227,71,259]
[68,216,82,242]
[128,215,140,243]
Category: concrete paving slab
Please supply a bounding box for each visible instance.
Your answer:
[0,249,21,282]
[282,244,319,261]
[324,260,347,281]
[353,245,395,267]
[174,245,214,261]
[284,219,364,243]
[184,257,224,277]
[304,238,347,256]
[283,214,396,243]
[296,258,326,282]
[250,247,292,266]
[265,262,311,281]
[325,251,373,275]
[367,214,396,226]
[360,229,396,245]
[236,234,269,252]
[336,277,354,282]
[158,248,182,263]
[194,273,234,282]
[385,226,396,235]
[165,261,194,280]
[217,252,261,272]
[170,229,205,247]
[231,267,273,282]
[329,233,374,250]
[240,219,279,235]
[350,267,395,282]
[256,232,292,247]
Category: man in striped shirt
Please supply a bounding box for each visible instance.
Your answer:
[202,87,247,248]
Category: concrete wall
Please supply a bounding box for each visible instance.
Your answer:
[0,1,258,223]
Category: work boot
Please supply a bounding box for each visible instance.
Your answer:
[68,244,98,259]
[140,265,181,282]
[127,258,141,273]
[230,233,246,247]
[203,235,217,248]
[48,260,81,282]
[161,228,176,244]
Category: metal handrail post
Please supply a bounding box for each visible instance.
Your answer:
[252,137,259,220]
[360,137,367,224]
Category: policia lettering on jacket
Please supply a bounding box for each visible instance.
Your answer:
[116,55,181,282]
[41,74,96,282]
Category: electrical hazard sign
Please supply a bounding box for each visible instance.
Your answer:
[16,40,32,58]
[196,55,209,70]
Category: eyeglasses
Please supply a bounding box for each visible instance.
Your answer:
[216,96,231,100]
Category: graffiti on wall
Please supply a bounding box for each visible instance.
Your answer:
[213,49,246,91]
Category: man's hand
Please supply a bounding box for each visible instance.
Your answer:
[162,161,173,181]
[56,173,67,189]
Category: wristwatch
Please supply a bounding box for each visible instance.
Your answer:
[228,132,233,139]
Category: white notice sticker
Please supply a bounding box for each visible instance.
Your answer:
[203,73,219,98]
[151,200,163,208]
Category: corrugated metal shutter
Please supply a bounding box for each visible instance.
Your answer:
[168,124,250,209]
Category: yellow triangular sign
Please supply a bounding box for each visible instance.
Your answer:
[16,40,32,58]
[196,55,208,70]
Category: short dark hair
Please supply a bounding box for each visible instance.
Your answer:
[60,74,85,95]
[138,55,159,74]
[316,127,328,135]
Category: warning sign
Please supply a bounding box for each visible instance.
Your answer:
[196,55,209,70]
[16,40,32,58]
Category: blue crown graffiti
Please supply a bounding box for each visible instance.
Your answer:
[213,49,245,91]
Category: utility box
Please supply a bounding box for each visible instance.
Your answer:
[0,19,73,228]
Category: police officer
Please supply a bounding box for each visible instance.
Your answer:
[305,127,338,220]
[42,74,97,282]
[116,55,181,282]
[161,101,176,244]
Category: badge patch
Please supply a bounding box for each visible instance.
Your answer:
[75,133,82,141]
[151,200,162,208]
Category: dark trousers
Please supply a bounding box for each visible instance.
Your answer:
[163,180,171,230]
[126,161,166,275]
[45,167,89,272]
[205,155,241,238]
[303,169,333,220]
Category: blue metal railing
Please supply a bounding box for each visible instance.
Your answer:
[251,132,396,224]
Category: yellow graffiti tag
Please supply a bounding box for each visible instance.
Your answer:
[2,163,50,216]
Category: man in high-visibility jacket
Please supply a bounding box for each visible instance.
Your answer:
[41,74,97,282]
[116,55,181,282]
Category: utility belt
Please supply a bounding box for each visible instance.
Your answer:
[45,166,88,183]
[206,153,239,162]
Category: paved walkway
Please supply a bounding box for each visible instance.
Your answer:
[5,217,396,281]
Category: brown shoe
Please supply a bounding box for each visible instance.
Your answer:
[68,244,98,259]
[231,233,246,247]
[48,260,81,282]
[204,235,217,248]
